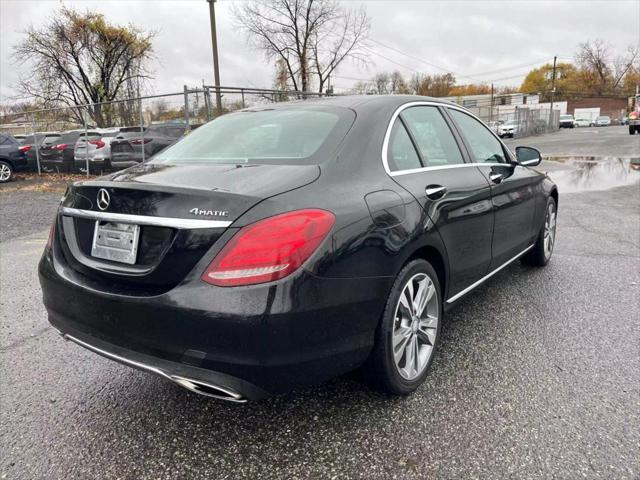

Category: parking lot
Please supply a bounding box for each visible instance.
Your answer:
[0,126,638,479]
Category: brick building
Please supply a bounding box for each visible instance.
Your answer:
[566,97,628,122]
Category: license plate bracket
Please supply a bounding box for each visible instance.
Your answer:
[91,221,140,265]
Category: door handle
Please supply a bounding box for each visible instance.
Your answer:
[489,172,504,184]
[425,185,447,200]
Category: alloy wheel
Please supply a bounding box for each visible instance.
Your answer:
[392,273,439,380]
[0,163,11,182]
[544,202,556,259]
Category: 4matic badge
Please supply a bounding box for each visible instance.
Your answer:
[189,208,229,217]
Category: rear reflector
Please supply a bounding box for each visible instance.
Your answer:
[202,209,335,287]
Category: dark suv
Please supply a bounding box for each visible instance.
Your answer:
[0,133,28,183]
[44,130,101,173]
[21,133,61,171]
[109,124,186,170]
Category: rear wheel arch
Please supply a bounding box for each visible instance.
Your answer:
[550,187,558,207]
[405,245,447,302]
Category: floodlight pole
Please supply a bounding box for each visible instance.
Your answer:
[207,0,223,115]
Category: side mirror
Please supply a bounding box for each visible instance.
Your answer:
[515,146,542,167]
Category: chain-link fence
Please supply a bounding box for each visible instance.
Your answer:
[448,99,560,139]
[1,87,559,177]
[0,86,329,176]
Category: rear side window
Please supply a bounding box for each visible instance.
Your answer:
[387,119,422,172]
[0,135,8,145]
[401,106,464,167]
[448,109,507,164]
[153,107,354,166]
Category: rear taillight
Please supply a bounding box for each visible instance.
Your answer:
[19,145,32,153]
[46,221,55,249]
[89,140,105,149]
[53,143,68,150]
[630,111,638,120]
[131,138,152,145]
[201,209,335,287]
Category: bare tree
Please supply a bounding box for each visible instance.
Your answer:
[575,39,613,94]
[235,0,369,93]
[373,72,390,94]
[13,7,154,127]
[576,39,640,94]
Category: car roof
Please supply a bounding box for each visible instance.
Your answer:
[246,94,460,112]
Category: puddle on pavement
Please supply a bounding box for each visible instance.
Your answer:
[542,156,640,193]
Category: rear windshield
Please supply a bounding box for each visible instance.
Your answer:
[100,131,120,138]
[42,135,61,145]
[560,115,573,120]
[152,106,354,166]
[60,131,100,143]
[115,128,145,139]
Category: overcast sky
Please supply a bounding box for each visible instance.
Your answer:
[1,0,639,102]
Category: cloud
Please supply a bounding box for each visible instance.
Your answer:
[0,0,638,102]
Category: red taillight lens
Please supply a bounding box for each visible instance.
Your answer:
[46,221,55,249]
[630,111,638,120]
[131,138,152,145]
[54,143,68,150]
[19,145,32,153]
[202,209,335,287]
[89,140,105,149]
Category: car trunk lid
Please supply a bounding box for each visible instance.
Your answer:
[57,162,320,294]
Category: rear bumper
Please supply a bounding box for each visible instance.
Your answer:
[74,158,109,172]
[39,238,392,400]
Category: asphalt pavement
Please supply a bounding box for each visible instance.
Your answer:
[1,127,639,479]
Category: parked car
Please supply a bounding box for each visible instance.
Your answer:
[40,96,558,402]
[497,121,517,138]
[20,132,61,171]
[559,114,575,128]
[74,128,121,173]
[595,116,611,127]
[0,133,28,183]
[42,129,101,173]
[487,120,502,134]
[12,134,27,144]
[573,118,591,127]
[109,124,187,170]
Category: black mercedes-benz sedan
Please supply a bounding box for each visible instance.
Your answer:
[39,96,558,402]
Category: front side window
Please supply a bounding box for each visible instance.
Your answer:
[387,119,422,172]
[153,106,354,166]
[401,107,464,167]
[449,109,507,164]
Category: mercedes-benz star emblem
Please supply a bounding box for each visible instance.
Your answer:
[97,188,110,211]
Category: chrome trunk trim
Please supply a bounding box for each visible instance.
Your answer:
[61,207,232,229]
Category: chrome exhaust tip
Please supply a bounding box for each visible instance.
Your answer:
[170,375,247,403]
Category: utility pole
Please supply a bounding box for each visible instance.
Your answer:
[549,55,557,124]
[207,0,223,115]
[490,83,494,123]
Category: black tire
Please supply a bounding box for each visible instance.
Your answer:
[522,196,557,267]
[0,160,14,183]
[630,126,636,135]
[365,259,442,396]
